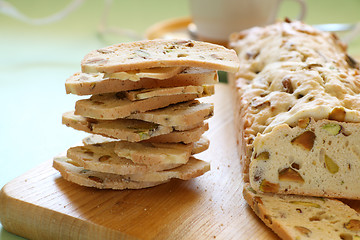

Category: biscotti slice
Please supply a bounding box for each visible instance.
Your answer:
[125,85,213,101]
[243,183,360,240]
[65,68,218,96]
[119,157,210,182]
[81,39,240,73]
[143,122,209,144]
[74,85,214,120]
[62,111,204,142]
[249,118,360,199]
[54,156,209,189]
[82,135,210,154]
[114,141,193,165]
[228,20,360,181]
[66,142,182,175]
[53,156,167,190]
[192,136,210,154]
[62,111,172,142]
[126,100,214,127]
[82,134,118,145]
[103,66,183,81]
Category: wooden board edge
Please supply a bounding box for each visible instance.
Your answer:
[0,162,137,240]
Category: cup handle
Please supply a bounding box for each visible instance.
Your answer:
[288,0,307,21]
[342,22,360,44]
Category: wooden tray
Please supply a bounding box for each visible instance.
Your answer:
[0,84,280,240]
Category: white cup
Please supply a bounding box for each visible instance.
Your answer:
[189,0,307,43]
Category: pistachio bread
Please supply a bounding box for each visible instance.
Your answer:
[126,100,214,127]
[81,39,240,73]
[82,135,210,155]
[62,111,173,142]
[65,68,218,96]
[113,141,193,165]
[125,85,210,101]
[142,122,209,144]
[54,156,209,189]
[63,111,208,143]
[74,85,214,120]
[249,118,360,199]
[243,183,360,240]
[229,20,360,192]
[53,156,167,189]
[101,66,184,81]
[66,142,183,175]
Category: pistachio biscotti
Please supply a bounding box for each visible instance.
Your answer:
[229,20,360,199]
[54,39,239,190]
[243,184,360,240]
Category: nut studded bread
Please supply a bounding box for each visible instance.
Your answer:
[74,85,214,120]
[53,156,209,189]
[65,68,218,96]
[103,66,183,81]
[62,111,172,142]
[118,157,210,183]
[125,85,209,101]
[82,135,210,155]
[126,100,214,127]
[243,183,360,240]
[229,20,360,190]
[66,142,183,175]
[53,156,166,189]
[250,118,360,199]
[62,111,208,142]
[79,122,209,145]
[113,141,193,165]
[81,39,240,73]
[143,122,209,144]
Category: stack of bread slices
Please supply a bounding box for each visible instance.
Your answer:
[53,39,239,190]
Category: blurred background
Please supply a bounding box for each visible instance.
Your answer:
[1,0,360,239]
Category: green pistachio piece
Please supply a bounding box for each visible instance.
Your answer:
[289,201,320,208]
[322,123,342,135]
[254,151,270,160]
[325,155,339,174]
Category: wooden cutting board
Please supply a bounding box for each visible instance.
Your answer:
[0,84,281,240]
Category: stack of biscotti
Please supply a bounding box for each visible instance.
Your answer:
[53,39,240,190]
[229,20,360,239]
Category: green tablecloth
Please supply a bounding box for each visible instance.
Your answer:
[1,0,360,239]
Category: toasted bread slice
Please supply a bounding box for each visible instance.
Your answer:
[126,100,214,127]
[125,85,212,101]
[62,111,205,142]
[53,156,209,189]
[120,157,210,182]
[66,142,182,175]
[103,66,183,81]
[65,68,218,96]
[74,85,214,120]
[81,39,239,73]
[144,122,209,144]
[243,183,360,240]
[82,135,210,155]
[114,141,193,165]
[62,111,171,142]
[53,156,167,190]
